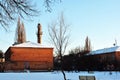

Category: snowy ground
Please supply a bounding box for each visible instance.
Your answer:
[0,71,120,80]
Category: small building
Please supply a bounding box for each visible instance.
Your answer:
[5,42,53,71]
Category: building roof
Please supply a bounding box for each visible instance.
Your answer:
[12,41,53,48]
[90,46,120,55]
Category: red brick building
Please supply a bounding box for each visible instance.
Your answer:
[5,42,53,71]
[90,46,120,67]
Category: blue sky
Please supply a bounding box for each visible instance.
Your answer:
[0,0,120,53]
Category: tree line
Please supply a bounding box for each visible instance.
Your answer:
[54,36,94,71]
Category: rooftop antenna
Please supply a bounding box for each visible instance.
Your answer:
[113,39,117,46]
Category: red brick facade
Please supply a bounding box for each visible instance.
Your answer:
[5,46,53,71]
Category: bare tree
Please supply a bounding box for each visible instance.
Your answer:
[44,0,61,12]
[48,12,70,80]
[0,0,61,30]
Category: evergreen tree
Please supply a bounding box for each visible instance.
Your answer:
[84,36,92,54]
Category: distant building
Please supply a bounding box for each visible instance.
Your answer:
[89,46,120,69]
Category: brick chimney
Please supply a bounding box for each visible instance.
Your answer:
[37,23,42,44]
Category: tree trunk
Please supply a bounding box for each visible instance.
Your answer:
[61,69,67,80]
[60,53,67,80]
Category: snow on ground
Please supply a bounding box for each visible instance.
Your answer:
[0,71,120,80]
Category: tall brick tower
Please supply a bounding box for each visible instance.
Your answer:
[37,23,42,44]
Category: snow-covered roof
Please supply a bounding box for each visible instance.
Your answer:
[12,41,53,48]
[90,46,120,55]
